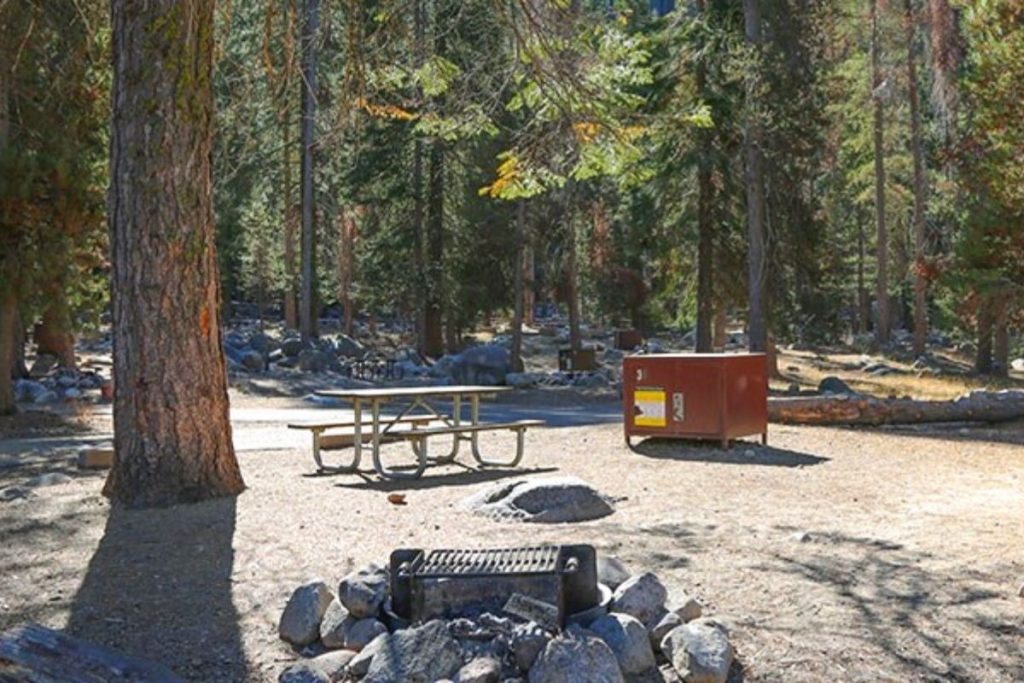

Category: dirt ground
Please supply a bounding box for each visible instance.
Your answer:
[1,387,1023,682]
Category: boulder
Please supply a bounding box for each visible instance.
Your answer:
[279,650,354,683]
[278,663,328,683]
[818,376,854,395]
[345,632,387,677]
[510,621,551,671]
[13,379,51,403]
[338,564,388,618]
[339,617,387,652]
[455,657,502,683]
[279,581,335,647]
[648,610,681,650]
[282,337,311,358]
[461,477,615,524]
[527,626,624,683]
[453,344,512,385]
[248,331,274,354]
[319,599,350,649]
[660,619,733,683]
[240,350,265,371]
[335,334,367,359]
[362,620,463,683]
[596,555,631,590]
[588,613,657,675]
[611,572,667,627]
[298,349,335,373]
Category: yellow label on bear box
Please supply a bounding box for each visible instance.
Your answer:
[634,389,666,427]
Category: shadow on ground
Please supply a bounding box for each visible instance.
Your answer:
[751,527,1024,681]
[66,497,248,682]
[333,465,559,492]
[631,439,829,468]
[847,419,1024,448]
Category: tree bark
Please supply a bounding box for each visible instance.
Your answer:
[510,201,526,373]
[906,0,928,357]
[871,0,890,346]
[565,187,582,352]
[743,0,767,353]
[107,0,244,507]
[857,213,869,334]
[412,0,427,354]
[299,0,319,341]
[423,141,445,358]
[993,298,1009,378]
[283,102,298,329]
[0,289,16,416]
[975,295,993,375]
[767,390,1024,426]
[713,305,727,350]
[695,0,713,353]
[338,207,357,336]
[523,241,535,327]
[34,289,77,368]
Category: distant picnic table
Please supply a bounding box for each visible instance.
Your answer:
[289,385,543,480]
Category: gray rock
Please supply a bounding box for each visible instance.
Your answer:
[506,372,541,389]
[248,331,274,354]
[346,632,387,677]
[282,337,311,357]
[461,476,615,524]
[29,354,59,377]
[14,379,50,403]
[26,472,72,488]
[453,344,512,385]
[340,617,387,652]
[240,349,265,371]
[335,334,367,359]
[660,619,733,683]
[63,387,82,399]
[338,564,388,618]
[589,613,656,675]
[671,596,703,624]
[279,650,354,683]
[298,349,335,373]
[455,657,502,683]
[363,620,463,683]
[279,581,335,647]
[528,627,624,683]
[818,376,854,395]
[597,555,631,590]
[649,610,681,650]
[1,486,33,502]
[319,599,350,649]
[510,621,551,671]
[278,663,329,683]
[612,572,667,627]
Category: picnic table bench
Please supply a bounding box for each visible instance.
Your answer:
[290,385,544,479]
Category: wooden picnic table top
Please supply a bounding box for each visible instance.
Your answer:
[314,385,513,401]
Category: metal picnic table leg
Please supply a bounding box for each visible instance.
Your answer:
[311,400,362,474]
[427,394,461,464]
[372,397,428,479]
[469,394,526,467]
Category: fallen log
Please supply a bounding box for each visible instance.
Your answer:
[767,390,1024,426]
[0,623,183,682]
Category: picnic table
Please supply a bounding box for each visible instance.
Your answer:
[289,385,543,480]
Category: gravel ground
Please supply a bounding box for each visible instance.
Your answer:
[1,396,1023,682]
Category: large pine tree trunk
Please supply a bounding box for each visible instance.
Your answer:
[906,0,928,357]
[871,0,891,346]
[282,0,299,330]
[338,208,357,337]
[743,0,767,353]
[107,0,244,507]
[993,298,1009,378]
[523,242,535,327]
[975,296,993,375]
[299,0,319,342]
[695,4,714,354]
[565,189,582,352]
[423,141,445,358]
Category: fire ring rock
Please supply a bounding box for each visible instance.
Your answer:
[362,620,463,683]
[527,626,625,683]
[338,564,388,618]
[660,619,734,683]
[460,476,615,524]
[279,580,335,647]
[588,612,657,675]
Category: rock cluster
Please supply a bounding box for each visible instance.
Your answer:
[277,555,734,683]
[460,477,616,524]
[13,365,107,405]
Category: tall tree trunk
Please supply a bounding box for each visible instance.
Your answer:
[871,0,890,346]
[299,0,319,341]
[34,287,77,368]
[523,241,535,327]
[338,208,356,336]
[906,0,928,357]
[565,188,582,352]
[412,0,427,353]
[713,305,727,350]
[743,0,767,353]
[993,298,1009,378]
[695,1,714,353]
[857,213,869,334]
[423,141,445,357]
[0,290,16,416]
[107,0,243,507]
[510,201,526,373]
[975,296,993,375]
[282,0,299,329]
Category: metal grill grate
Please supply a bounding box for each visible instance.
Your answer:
[415,546,560,578]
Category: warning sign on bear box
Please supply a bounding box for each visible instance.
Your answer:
[633,388,666,427]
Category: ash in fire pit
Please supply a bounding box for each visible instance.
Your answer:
[277,549,735,683]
